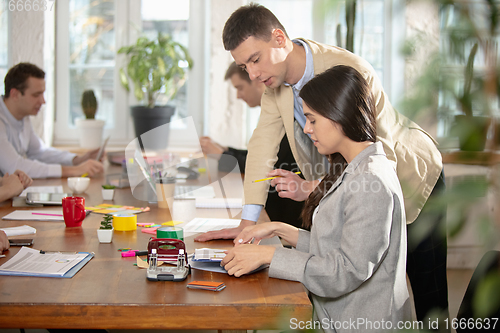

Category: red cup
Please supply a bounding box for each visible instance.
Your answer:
[62,196,86,227]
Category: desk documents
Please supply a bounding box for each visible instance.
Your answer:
[0,225,36,236]
[2,210,64,221]
[0,247,93,278]
[182,218,240,236]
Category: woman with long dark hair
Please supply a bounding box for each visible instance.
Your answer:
[221,65,410,331]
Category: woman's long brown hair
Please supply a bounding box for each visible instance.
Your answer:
[299,65,377,229]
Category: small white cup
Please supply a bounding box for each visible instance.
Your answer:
[67,177,90,194]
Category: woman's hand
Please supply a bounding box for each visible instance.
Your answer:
[233,222,280,246]
[221,244,275,277]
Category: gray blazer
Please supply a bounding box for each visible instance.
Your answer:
[269,142,410,332]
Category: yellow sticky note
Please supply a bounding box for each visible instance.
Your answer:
[162,221,183,226]
[94,209,116,214]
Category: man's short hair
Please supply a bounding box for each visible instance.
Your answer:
[224,62,251,83]
[4,62,45,98]
[222,3,288,51]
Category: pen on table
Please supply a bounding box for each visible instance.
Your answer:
[81,173,89,177]
[121,250,148,257]
[39,250,79,254]
[32,212,64,217]
[252,171,301,183]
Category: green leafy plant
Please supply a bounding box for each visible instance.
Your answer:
[100,214,113,230]
[102,184,116,190]
[401,0,500,320]
[118,32,193,108]
[81,90,98,119]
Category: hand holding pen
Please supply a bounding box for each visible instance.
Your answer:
[265,169,318,202]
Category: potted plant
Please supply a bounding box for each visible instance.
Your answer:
[450,43,492,151]
[97,214,113,243]
[75,90,105,149]
[118,32,193,150]
[101,184,116,200]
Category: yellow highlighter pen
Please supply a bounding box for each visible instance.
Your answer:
[252,171,301,183]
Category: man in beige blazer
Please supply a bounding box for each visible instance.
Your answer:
[195,3,448,323]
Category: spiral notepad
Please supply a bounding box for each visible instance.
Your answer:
[195,198,242,209]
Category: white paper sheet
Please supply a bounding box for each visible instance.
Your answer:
[181,218,240,235]
[2,210,64,221]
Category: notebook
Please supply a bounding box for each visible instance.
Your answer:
[0,247,93,278]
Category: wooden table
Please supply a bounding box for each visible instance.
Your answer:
[0,164,312,331]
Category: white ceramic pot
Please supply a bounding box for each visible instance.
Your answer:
[97,228,113,243]
[102,189,115,200]
[75,118,105,149]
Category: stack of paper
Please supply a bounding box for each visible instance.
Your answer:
[187,280,226,292]
[182,218,240,235]
[192,248,226,262]
[0,247,93,278]
[0,225,36,236]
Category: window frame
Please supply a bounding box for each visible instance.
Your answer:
[0,3,10,95]
[54,0,208,148]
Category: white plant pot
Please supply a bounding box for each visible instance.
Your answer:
[102,189,115,200]
[97,228,113,243]
[75,118,105,149]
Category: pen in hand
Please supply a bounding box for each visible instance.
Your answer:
[252,171,301,183]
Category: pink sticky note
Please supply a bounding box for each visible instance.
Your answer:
[141,227,159,235]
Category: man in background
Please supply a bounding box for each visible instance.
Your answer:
[200,62,304,228]
[0,62,104,179]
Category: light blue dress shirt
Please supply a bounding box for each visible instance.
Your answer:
[242,39,315,222]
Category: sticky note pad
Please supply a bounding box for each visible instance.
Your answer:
[162,221,183,226]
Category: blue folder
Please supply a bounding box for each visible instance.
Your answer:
[0,252,94,278]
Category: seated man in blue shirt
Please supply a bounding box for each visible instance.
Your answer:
[0,62,104,179]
